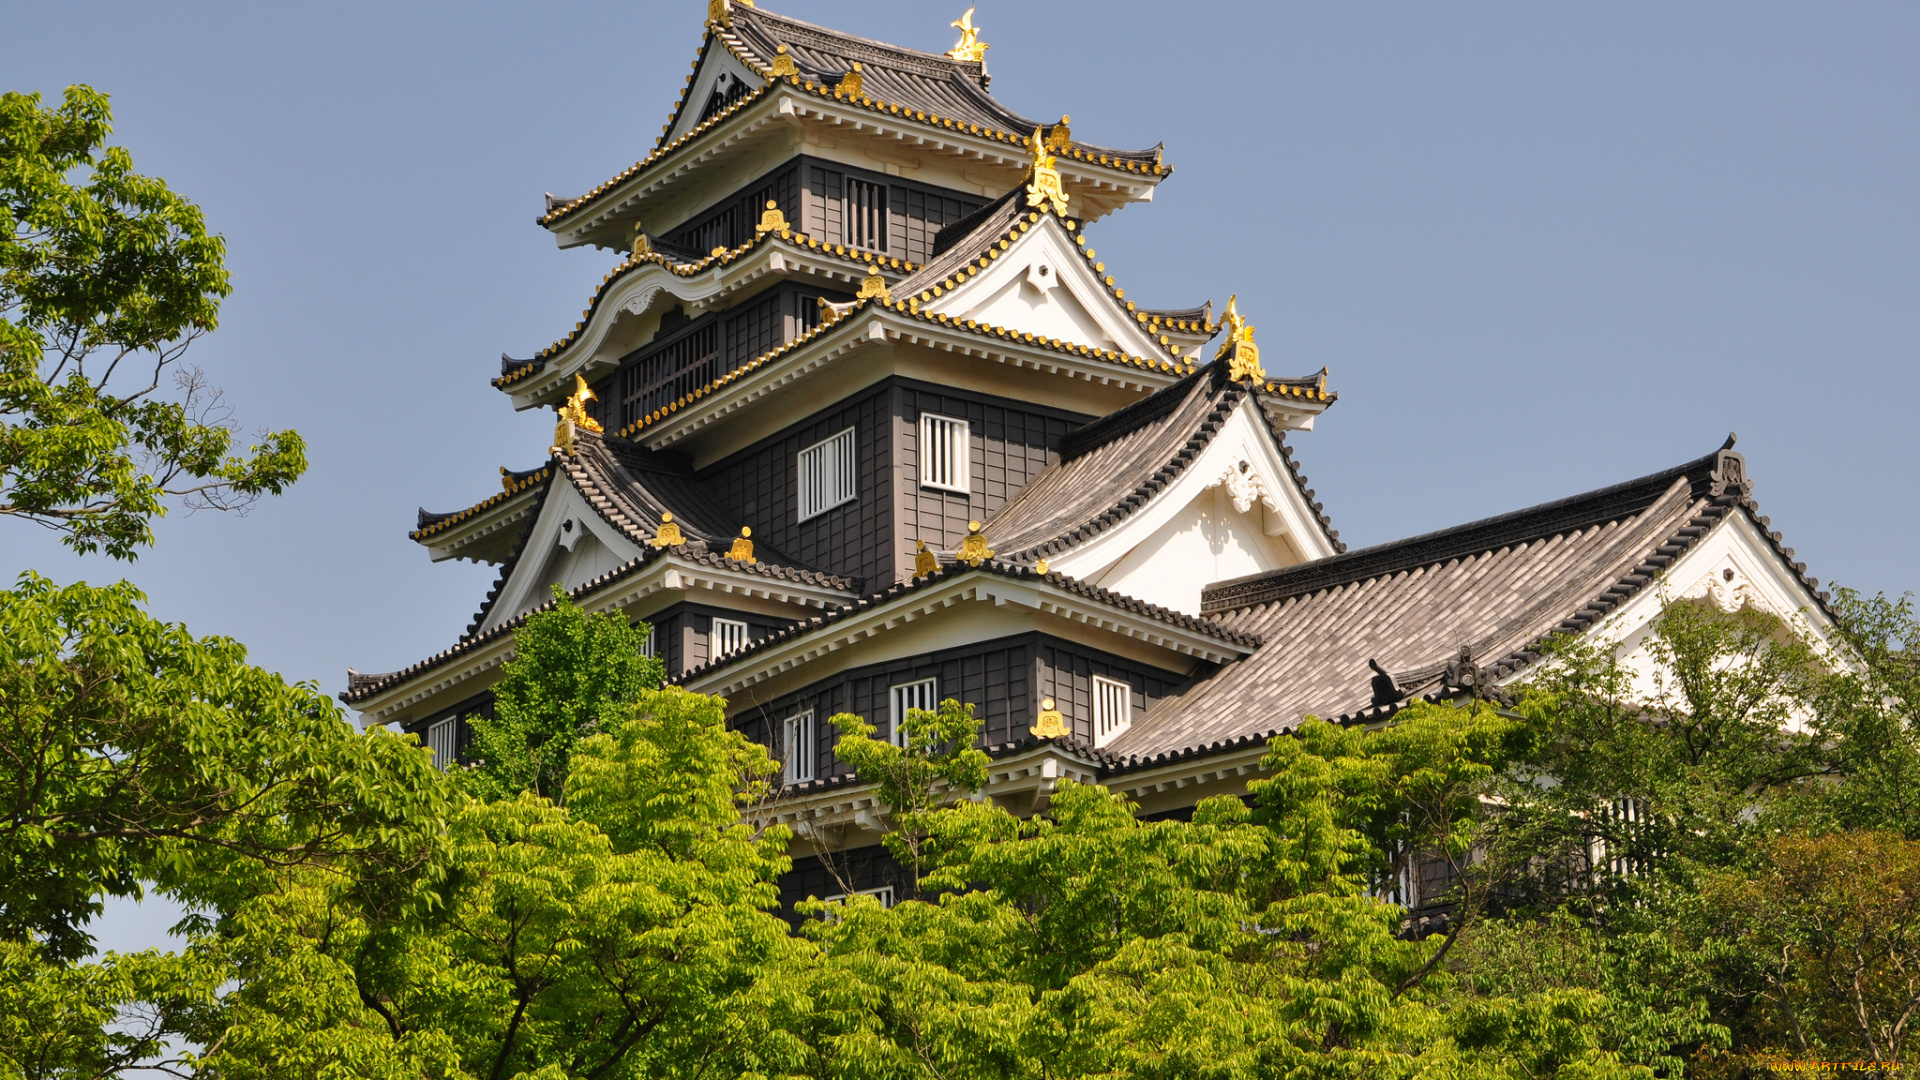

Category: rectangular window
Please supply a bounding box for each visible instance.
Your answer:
[783,710,816,784]
[918,414,970,493]
[845,178,888,252]
[1093,675,1132,745]
[711,617,749,658]
[821,885,895,908]
[797,427,858,521]
[427,717,458,771]
[889,677,938,747]
[640,626,657,659]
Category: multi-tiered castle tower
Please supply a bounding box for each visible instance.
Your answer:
[347,2,1839,911]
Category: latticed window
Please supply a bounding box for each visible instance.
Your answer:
[710,617,749,658]
[1092,675,1132,745]
[783,710,816,784]
[640,626,657,659]
[1591,797,1652,879]
[919,414,970,493]
[845,179,887,252]
[797,428,857,521]
[697,74,750,124]
[889,678,938,747]
[427,717,458,771]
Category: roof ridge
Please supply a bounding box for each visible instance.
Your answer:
[1201,445,1737,614]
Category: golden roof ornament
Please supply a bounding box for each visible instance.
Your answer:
[1031,698,1067,739]
[839,62,864,99]
[767,43,798,78]
[1044,116,1071,152]
[550,374,601,456]
[755,200,788,235]
[948,8,989,63]
[650,512,685,549]
[1033,557,1048,575]
[857,265,892,302]
[914,539,940,579]
[1024,128,1070,217]
[707,0,729,28]
[956,520,994,567]
[728,526,756,563]
[1215,295,1264,383]
[630,224,651,258]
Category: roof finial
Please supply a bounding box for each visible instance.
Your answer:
[1721,431,1739,451]
[839,62,864,99]
[728,526,756,563]
[1031,698,1067,739]
[857,265,892,302]
[957,520,995,567]
[631,222,651,259]
[914,539,940,579]
[1045,115,1072,152]
[1215,295,1264,383]
[948,7,989,63]
[650,512,686,549]
[754,199,788,235]
[1024,127,1070,217]
[766,43,798,79]
[549,374,602,457]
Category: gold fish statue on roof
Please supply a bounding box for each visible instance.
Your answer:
[550,374,602,457]
[1215,295,1264,383]
[1024,127,1070,217]
[948,7,988,63]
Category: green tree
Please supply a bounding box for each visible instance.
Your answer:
[461,588,665,803]
[2,85,305,560]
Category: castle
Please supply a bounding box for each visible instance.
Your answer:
[344,2,1838,910]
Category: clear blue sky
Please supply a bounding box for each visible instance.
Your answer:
[6,0,1916,937]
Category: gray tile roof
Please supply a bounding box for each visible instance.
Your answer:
[1102,442,1786,760]
[980,365,1343,561]
[719,6,1162,166]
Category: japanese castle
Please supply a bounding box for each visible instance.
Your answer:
[344,1,1839,909]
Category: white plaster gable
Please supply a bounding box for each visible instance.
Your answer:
[479,479,646,634]
[665,44,763,146]
[919,215,1169,360]
[1506,509,1843,724]
[1046,399,1338,615]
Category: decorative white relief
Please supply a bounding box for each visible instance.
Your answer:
[1024,260,1058,295]
[623,285,663,316]
[1681,568,1771,616]
[1207,454,1284,516]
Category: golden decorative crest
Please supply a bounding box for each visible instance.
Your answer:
[956,520,994,567]
[755,200,788,235]
[1215,295,1264,383]
[707,0,729,27]
[550,374,601,456]
[914,539,940,579]
[766,43,798,78]
[1031,698,1067,739]
[650,512,685,549]
[857,265,892,302]
[630,224,651,258]
[839,62,864,99]
[948,7,989,63]
[728,526,756,563]
[1024,128,1070,217]
[1044,115,1071,152]
[1033,557,1048,575]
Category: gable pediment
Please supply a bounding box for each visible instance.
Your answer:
[479,479,647,634]
[664,40,764,147]
[919,216,1172,360]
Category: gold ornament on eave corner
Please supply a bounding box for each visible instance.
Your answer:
[1215,295,1264,384]
[550,374,602,456]
[1024,127,1070,218]
[1031,698,1067,739]
[948,7,989,63]
[914,539,940,579]
[956,520,994,567]
[650,512,686,549]
[728,526,756,563]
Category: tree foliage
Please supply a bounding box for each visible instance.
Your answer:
[1,85,305,559]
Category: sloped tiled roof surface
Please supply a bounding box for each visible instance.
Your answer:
[719,7,1161,165]
[1105,446,1761,759]
[982,365,1342,560]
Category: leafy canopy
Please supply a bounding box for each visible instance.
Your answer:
[1,85,305,559]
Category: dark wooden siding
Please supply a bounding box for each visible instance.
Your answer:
[731,633,1192,784]
[704,386,897,587]
[892,380,1090,558]
[663,164,801,255]
[779,847,909,922]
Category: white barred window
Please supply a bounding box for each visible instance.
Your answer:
[427,717,458,771]
[918,414,970,493]
[822,885,895,909]
[798,427,858,521]
[889,678,938,747]
[640,626,657,659]
[1093,675,1132,745]
[711,617,749,658]
[783,710,817,784]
